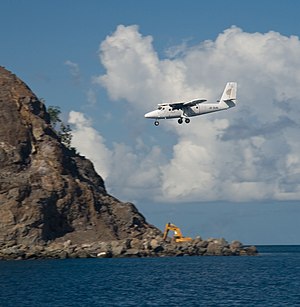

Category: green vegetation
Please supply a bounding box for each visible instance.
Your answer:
[47,105,73,149]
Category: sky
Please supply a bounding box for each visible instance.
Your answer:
[1,0,300,244]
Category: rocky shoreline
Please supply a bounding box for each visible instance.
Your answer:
[0,237,257,260]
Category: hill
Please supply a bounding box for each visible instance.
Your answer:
[0,66,160,247]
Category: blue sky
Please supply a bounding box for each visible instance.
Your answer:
[1,0,300,244]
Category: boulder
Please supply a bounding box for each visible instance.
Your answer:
[244,245,258,256]
[206,242,222,255]
[230,240,243,255]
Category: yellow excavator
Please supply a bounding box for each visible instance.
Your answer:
[163,223,192,243]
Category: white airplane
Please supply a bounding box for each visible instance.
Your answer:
[144,82,237,126]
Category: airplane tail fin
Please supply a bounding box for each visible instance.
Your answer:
[219,82,237,108]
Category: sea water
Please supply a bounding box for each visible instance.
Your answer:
[0,246,300,306]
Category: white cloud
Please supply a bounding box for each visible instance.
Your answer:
[68,111,112,179]
[96,25,198,110]
[86,88,97,106]
[68,111,165,200]
[65,60,81,84]
[106,143,165,201]
[88,25,300,202]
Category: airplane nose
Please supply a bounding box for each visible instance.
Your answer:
[144,111,155,118]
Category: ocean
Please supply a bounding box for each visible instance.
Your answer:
[0,246,299,307]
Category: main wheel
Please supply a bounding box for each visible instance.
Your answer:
[185,118,190,124]
[178,118,183,124]
[154,121,159,126]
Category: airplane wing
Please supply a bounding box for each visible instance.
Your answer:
[183,99,207,106]
[169,99,207,109]
[169,102,185,109]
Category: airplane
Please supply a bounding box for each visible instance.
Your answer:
[144,82,237,126]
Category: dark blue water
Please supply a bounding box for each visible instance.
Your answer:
[1,246,300,306]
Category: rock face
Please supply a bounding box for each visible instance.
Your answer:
[0,67,257,259]
[0,66,160,249]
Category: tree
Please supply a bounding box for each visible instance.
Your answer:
[47,105,73,149]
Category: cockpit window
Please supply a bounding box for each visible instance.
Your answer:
[158,106,162,110]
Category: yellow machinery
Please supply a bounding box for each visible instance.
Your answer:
[163,223,192,243]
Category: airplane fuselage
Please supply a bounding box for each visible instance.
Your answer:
[144,82,237,126]
[145,103,225,120]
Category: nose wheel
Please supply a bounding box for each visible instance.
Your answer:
[154,120,159,126]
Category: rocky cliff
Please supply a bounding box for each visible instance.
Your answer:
[0,66,160,248]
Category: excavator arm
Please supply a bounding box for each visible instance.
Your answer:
[163,223,192,243]
[163,223,170,241]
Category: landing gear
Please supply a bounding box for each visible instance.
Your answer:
[154,120,159,126]
[178,118,190,124]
